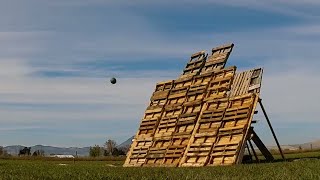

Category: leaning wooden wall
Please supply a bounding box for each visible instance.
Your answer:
[123,43,263,167]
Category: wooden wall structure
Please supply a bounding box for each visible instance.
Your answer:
[124,43,265,167]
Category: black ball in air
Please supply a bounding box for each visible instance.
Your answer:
[110,77,117,84]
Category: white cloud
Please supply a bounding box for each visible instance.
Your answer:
[1,0,320,146]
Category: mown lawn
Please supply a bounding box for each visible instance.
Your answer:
[1,151,320,180]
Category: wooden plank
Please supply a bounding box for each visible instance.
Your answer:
[250,128,274,162]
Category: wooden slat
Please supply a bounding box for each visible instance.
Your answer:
[200,43,234,74]
[230,68,263,97]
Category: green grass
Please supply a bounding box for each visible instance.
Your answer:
[1,151,320,180]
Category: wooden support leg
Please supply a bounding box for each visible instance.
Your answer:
[250,128,274,162]
[246,142,252,158]
[248,139,259,163]
[258,99,285,160]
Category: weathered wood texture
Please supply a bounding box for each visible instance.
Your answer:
[201,43,234,74]
[180,94,258,167]
[180,51,207,78]
[124,80,173,167]
[124,43,264,167]
[230,68,263,97]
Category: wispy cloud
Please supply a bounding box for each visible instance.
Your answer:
[0,0,320,146]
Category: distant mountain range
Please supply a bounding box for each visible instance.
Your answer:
[3,137,320,156]
[116,136,134,149]
[3,136,135,156]
[4,145,91,156]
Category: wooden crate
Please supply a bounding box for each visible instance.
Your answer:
[201,43,234,74]
[205,67,236,100]
[123,137,153,167]
[150,80,173,106]
[180,50,207,78]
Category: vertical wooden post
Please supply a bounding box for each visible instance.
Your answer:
[248,140,259,163]
[246,142,252,157]
[258,98,285,160]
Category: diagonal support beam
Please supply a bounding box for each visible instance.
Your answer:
[249,127,274,162]
[258,99,285,160]
[248,139,259,163]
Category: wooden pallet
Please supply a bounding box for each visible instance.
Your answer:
[123,137,153,167]
[162,104,183,118]
[207,93,258,166]
[137,105,163,138]
[144,136,172,166]
[205,67,236,100]
[180,50,207,78]
[150,80,173,106]
[124,81,174,167]
[192,71,215,85]
[167,86,189,105]
[174,76,193,88]
[230,68,263,97]
[154,115,179,138]
[153,105,182,138]
[180,98,228,167]
[201,43,234,74]
[186,84,208,102]
[163,135,190,166]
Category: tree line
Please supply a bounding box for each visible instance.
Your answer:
[89,139,129,157]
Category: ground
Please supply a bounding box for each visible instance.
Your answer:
[1,151,320,180]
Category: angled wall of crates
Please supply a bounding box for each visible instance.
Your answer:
[123,43,264,167]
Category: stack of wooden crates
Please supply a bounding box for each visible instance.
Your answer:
[124,43,263,167]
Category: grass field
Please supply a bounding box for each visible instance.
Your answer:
[1,151,320,180]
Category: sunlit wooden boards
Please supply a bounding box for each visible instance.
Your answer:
[180,51,206,78]
[180,43,234,78]
[201,43,234,74]
[230,68,263,97]
[208,94,258,166]
[124,80,173,167]
[123,43,263,167]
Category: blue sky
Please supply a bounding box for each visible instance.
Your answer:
[1,0,320,147]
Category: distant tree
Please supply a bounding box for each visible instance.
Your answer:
[89,145,102,157]
[0,146,4,155]
[0,146,9,156]
[119,144,130,154]
[104,139,117,156]
[19,147,31,156]
[32,150,45,156]
[111,147,126,156]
